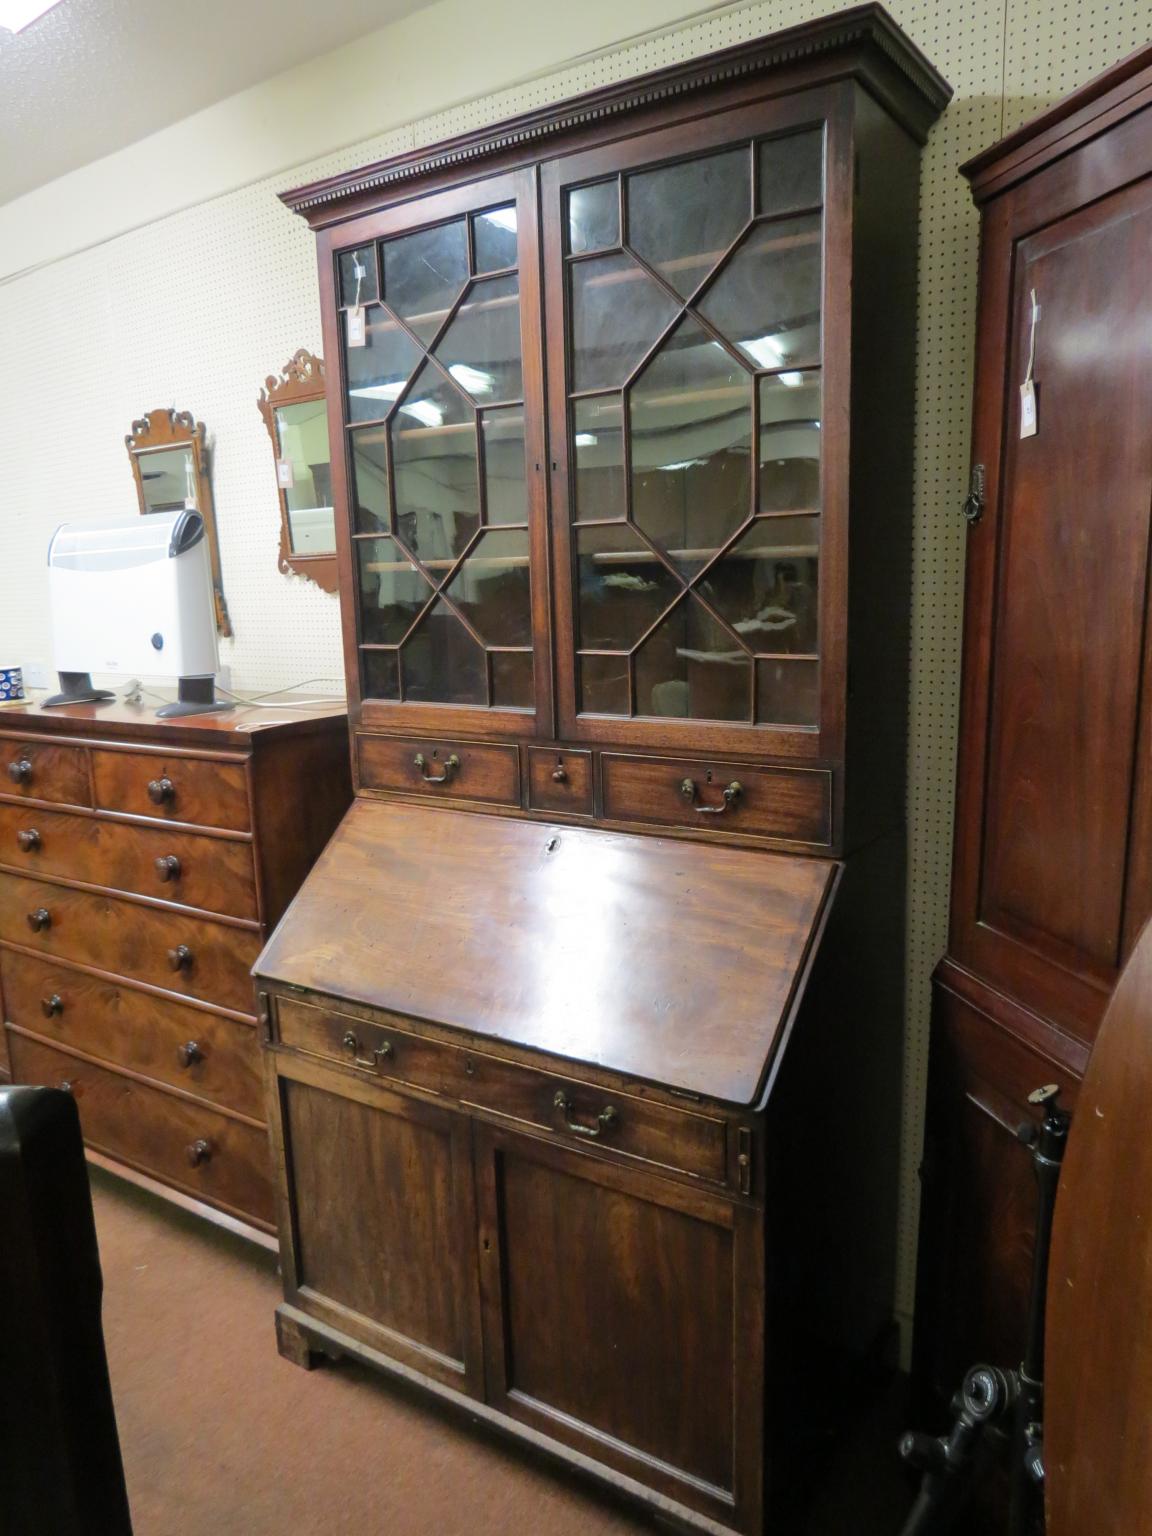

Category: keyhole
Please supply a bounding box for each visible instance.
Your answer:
[706,769,713,784]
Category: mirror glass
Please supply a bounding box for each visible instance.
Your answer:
[274,399,335,554]
[137,447,195,513]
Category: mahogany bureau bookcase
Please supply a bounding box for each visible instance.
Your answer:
[256,9,949,1532]
[0,699,349,1241]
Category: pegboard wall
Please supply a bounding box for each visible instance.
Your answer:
[1,0,1149,1352]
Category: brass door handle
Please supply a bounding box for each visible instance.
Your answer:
[341,1029,393,1071]
[147,776,175,805]
[155,854,182,882]
[26,907,51,933]
[7,758,32,785]
[413,752,460,784]
[185,1138,212,1167]
[167,944,194,972]
[41,994,64,1019]
[553,1090,619,1140]
[17,828,41,852]
[177,1040,203,1068]
[679,777,742,815]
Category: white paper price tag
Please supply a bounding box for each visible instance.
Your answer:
[276,458,295,489]
[347,306,367,347]
[1019,380,1037,437]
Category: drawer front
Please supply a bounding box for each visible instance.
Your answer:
[358,734,520,807]
[91,748,251,831]
[2,951,263,1120]
[526,748,593,816]
[8,1033,273,1226]
[601,753,833,845]
[0,874,261,1016]
[275,996,728,1185]
[0,803,259,920]
[0,738,90,808]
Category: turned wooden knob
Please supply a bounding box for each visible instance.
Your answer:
[26,907,51,933]
[40,994,64,1019]
[185,1138,212,1167]
[167,944,193,972]
[552,765,569,783]
[7,757,32,785]
[147,776,175,805]
[155,854,181,883]
[16,828,40,852]
[177,1040,203,1068]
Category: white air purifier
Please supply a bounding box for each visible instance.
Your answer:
[45,511,229,718]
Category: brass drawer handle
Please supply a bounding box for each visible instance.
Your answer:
[155,854,182,883]
[41,994,64,1019]
[17,828,41,852]
[341,1029,393,1071]
[7,757,32,785]
[27,907,52,933]
[177,1040,203,1068]
[185,1138,212,1167]
[553,1089,618,1140]
[167,944,194,972]
[679,777,742,816]
[413,752,460,785]
[147,776,175,805]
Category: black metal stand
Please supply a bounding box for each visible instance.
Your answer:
[898,1084,1071,1536]
[42,670,114,707]
[155,674,233,719]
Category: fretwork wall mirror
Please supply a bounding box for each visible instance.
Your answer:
[257,349,337,593]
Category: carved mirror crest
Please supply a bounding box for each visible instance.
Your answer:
[125,408,231,636]
[258,350,337,593]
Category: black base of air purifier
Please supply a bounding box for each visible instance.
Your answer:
[155,675,234,719]
[42,672,115,707]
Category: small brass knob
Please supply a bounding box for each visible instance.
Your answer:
[185,1138,212,1167]
[342,1030,358,1052]
[177,1040,203,1068]
[17,828,40,852]
[155,854,181,883]
[26,907,51,933]
[147,776,175,805]
[41,994,64,1019]
[167,944,193,972]
[7,758,32,785]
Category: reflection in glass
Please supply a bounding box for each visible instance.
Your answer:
[391,362,479,562]
[627,147,749,298]
[383,220,469,344]
[136,447,194,512]
[757,657,818,726]
[339,245,378,307]
[702,516,819,654]
[346,306,423,423]
[274,399,334,554]
[435,274,522,403]
[568,180,619,255]
[446,528,532,647]
[630,315,752,576]
[401,597,487,705]
[356,537,432,644]
[758,129,824,217]
[350,427,390,533]
[698,214,823,372]
[472,205,518,273]
[576,524,680,650]
[492,650,534,709]
[579,653,629,715]
[362,648,399,700]
[573,396,625,521]
[482,407,527,524]
[634,595,750,721]
[570,251,680,392]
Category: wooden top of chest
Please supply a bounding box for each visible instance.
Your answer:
[256,799,839,1107]
[0,696,347,750]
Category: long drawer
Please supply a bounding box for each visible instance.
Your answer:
[0,802,259,920]
[8,1032,273,1226]
[276,995,728,1186]
[0,737,90,807]
[1,951,263,1120]
[91,748,251,831]
[0,873,261,1015]
[601,752,833,845]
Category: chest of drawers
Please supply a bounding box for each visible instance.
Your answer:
[0,698,349,1241]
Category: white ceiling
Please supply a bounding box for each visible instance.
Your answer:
[0,0,439,205]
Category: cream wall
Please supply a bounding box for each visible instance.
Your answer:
[1,0,1149,1350]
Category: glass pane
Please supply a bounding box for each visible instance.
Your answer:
[435,274,522,403]
[350,426,389,533]
[570,251,680,392]
[275,400,333,553]
[576,524,680,650]
[391,362,479,562]
[630,314,752,577]
[698,214,822,372]
[580,653,629,715]
[137,447,193,512]
[346,306,423,423]
[758,129,824,217]
[339,245,378,307]
[701,516,819,654]
[634,595,750,721]
[482,407,527,524]
[356,537,433,644]
[568,180,619,255]
[757,658,818,726]
[627,148,749,299]
[383,220,469,344]
[400,598,487,705]
[573,396,625,522]
[362,648,399,700]
[473,205,518,273]
[445,528,532,647]
[492,650,534,709]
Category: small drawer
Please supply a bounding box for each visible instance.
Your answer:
[0,873,261,1016]
[8,1032,273,1227]
[0,738,90,808]
[2,951,263,1121]
[601,753,832,846]
[0,803,258,920]
[358,734,519,807]
[526,748,593,816]
[91,748,251,831]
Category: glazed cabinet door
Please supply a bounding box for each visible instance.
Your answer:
[324,168,550,739]
[269,1055,483,1395]
[473,1122,764,1533]
[543,87,850,762]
